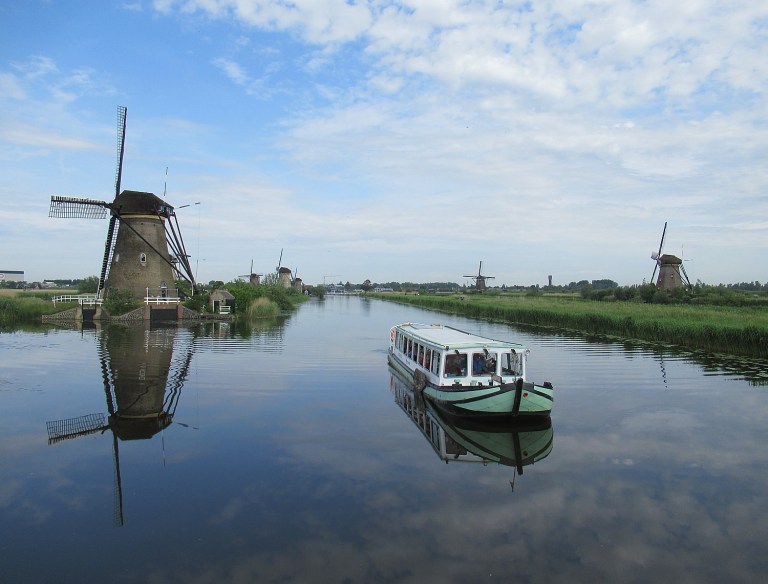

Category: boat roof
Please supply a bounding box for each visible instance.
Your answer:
[394,323,528,351]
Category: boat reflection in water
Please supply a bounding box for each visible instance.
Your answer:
[45,324,195,526]
[390,368,553,480]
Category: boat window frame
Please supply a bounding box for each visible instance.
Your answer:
[471,350,498,377]
[429,349,440,375]
[501,351,523,377]
[444,352,467,378]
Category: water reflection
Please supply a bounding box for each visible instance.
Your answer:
[513,323,768,386]
[45,323,195,526]
[389,369,553,484]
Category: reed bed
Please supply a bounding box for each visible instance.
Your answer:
[376,293,768,359]
[246,297,281,318]
[0,296,76,326]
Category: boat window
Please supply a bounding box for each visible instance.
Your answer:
[470,351,497,375]
[444,353,466,377]
[501,352,522,376]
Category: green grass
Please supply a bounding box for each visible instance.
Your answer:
[373,293,768,358]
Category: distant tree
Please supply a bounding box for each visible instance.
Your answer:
[77,276,99,294]
[362,279,372,291]
[591,279,618,290]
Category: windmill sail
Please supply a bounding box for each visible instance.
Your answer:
[651,222,667,282]
[99,106,128,296]
[98,215,119,294]
[115,105,126,199]
[48,196,109,219]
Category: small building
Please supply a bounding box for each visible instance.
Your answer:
[0,270,25,283]
[209,289,235,314]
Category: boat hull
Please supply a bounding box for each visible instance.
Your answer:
[388,351,553,419]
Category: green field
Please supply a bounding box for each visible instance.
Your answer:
[372,293,768,359]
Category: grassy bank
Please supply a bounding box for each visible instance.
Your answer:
[0,290,77,327]
[372,293,768,359]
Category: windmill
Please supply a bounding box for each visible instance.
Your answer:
[48,106,196,301]
[276,248,292,288]
[292,267,304,293]
[239,260,262,285]
[464,261,495,292]
[650,222,692,290]
[45,325,195,526]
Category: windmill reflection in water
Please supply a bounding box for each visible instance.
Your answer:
[46,325,196,526]
[390,368,553,490]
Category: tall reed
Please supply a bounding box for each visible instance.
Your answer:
[377,293,768,358]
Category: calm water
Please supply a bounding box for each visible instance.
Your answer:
[2,296,768,584]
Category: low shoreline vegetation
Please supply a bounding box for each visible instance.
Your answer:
[0,291,77,327]
[371,292,768,359]
[1,278,314,326]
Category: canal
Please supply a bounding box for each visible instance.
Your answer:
[1,296,767,583]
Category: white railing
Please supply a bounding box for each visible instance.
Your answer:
[144,296,181,305]
[219,305,231,314]
[51,295,101,306]
[145,287,181,305]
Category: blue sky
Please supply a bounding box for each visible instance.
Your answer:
[1,0,766,287]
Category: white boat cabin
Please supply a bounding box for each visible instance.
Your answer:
[390,323,528,387]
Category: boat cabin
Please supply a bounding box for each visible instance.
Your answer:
[390,323,528,387]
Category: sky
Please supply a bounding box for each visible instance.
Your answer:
[1,0,766,287]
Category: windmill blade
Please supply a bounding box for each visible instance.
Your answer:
[478,261,483,277]
[657,222,667,257]
[276,248,283,272]
[98,214,119,294]
[115,106,127,198]
[680,263,693,289]
[165,211,196,287]
[49,196,109,219]
[651,222,667,283]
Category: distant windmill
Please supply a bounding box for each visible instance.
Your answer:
[275,249,292,288]
[239,260,262,285]
[650,222,692,290]
[48,106,196,300]
[464,261,495,292]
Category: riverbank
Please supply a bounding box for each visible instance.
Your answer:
[370,293,768,359]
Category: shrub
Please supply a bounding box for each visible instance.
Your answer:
[246,297,280,318]
[103,289,141,315]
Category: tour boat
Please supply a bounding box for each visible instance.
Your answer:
[387,322,553,418]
